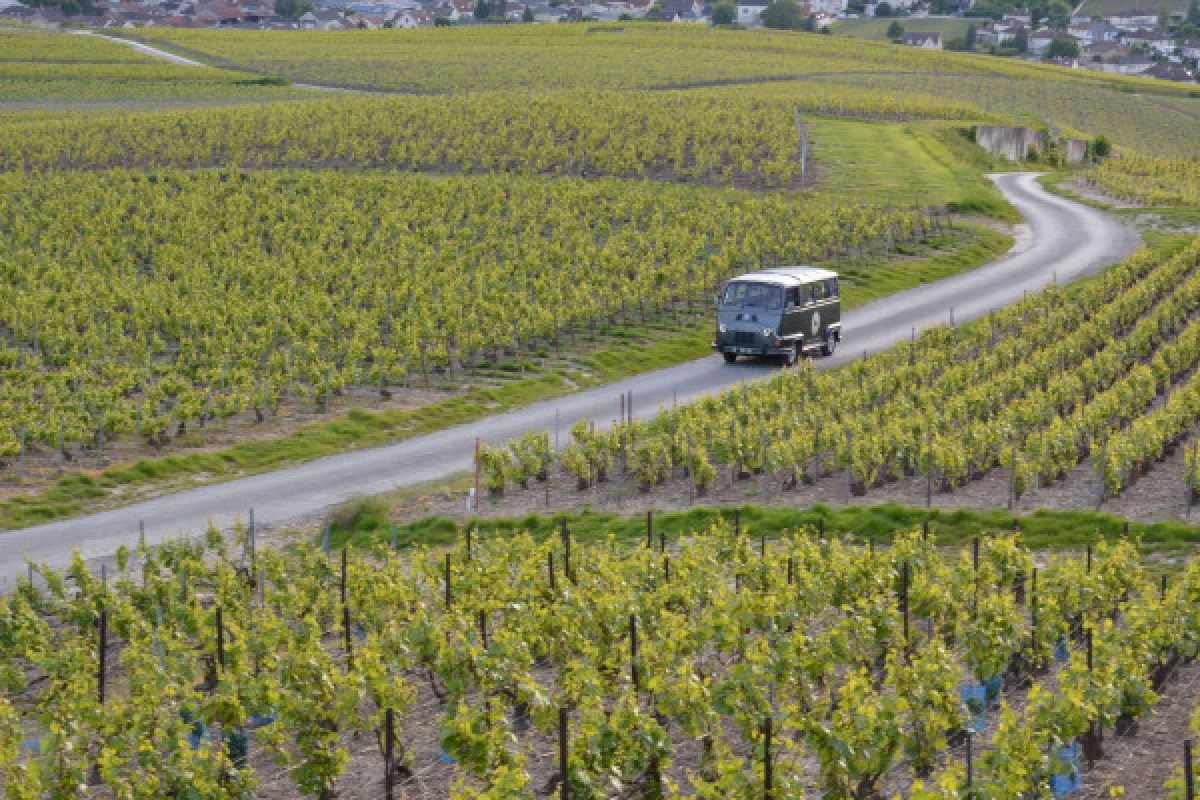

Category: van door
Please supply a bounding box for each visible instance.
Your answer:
[780,286,802,339]
[823,277,841,335]
[799,282,820,347]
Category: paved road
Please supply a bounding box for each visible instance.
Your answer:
[0,173,1138,584]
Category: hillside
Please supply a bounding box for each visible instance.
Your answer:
[4,20,1200,800]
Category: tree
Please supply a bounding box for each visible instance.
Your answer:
[966,22,977,48]
[274,0,313,19]
[875,1,894,15]
[474,0,489,19]
[1189,0,1200,26]
[1157,4,1170,29]
[712,1,736,23]
[23,0,95,14]
[886,19,905,38]
[1045,35,1079,57]
[1013,25,1028,52]
[1091,135,1112,158]
[1046,0,1071,28]
[522,5,534,20]
[434,15,454,24]
[760,0,805,29]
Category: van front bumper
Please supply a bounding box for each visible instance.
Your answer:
[712,339,792,357]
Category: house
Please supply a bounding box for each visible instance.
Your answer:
[991,21,1020,43]
[902,31,942,49]
[429,0,474,18]
[393,7,435,25]
[1095,54,1155,73]
[1,4,63,24]
[1107,8,1157,30]
[1124,29,1174,54]
[736,0,766,24]
[1083,39,1129,59]
[1145,61,1194,81]
[1076,21,1118,44]
[661,0,701,17]
[1002,7,1031,27]
[1029,27,1055,53]
[1183,40,1200,60]
[807,0,845,15]
[298,8,346,27]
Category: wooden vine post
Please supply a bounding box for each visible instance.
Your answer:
[763,715,773,800]
[559,708,569,800]
[629,614,639,692]
[384,708,396,799]
[97,609,107,705]
[216,607,225,670]
[561,520,573,584]
[1185,739,1195,800]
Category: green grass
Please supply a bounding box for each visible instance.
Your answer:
[327,501,1200,552]
[0,223,1011,532]
[830,17,976,43]
[813,119,1019,222]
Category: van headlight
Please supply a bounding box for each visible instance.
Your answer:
[763,328,773,337]
[718,324,727,333]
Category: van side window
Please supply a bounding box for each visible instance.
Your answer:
[828,278,839,298]
[814,282,827,302]
[805,285,816,305]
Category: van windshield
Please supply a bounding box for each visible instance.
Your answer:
[722,282,782,310]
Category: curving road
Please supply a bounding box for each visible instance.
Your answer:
[0,174,1138,585]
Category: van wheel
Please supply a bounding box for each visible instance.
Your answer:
[822,330,837,357]
[782,344,798,367]
[723,352,738,364]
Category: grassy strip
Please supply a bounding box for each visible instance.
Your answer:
[813,119,1019,222]
[329,499,1200,552]
[0,225,1012,531]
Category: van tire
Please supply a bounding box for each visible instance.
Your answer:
[822,330,837,357]
[723,352,738,364]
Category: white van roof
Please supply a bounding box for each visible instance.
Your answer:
[729,267,838,287]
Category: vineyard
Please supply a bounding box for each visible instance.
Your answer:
[131,24,1197,96]
[476,236,1200,511]
[0,168,943,469]
[0,88,988,185]
[0,30,308,110]
[119,25,1200,162]
[1083,157,1200,209]
[3,518,1200,798]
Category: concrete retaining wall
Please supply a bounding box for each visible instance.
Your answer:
[975,125,1047,162]
[1064,139,1089,164]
